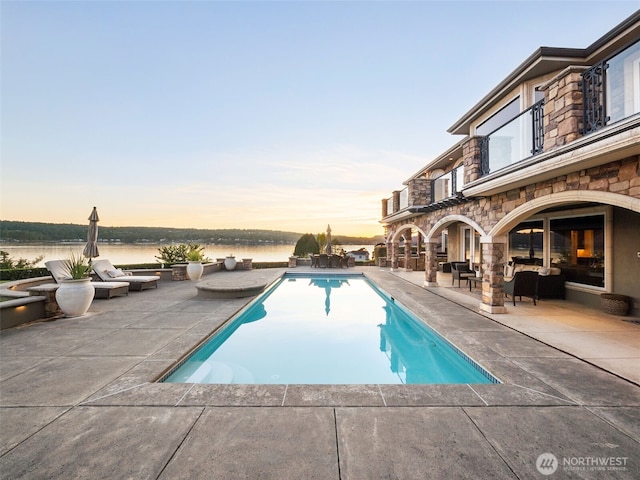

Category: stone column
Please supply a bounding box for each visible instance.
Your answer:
[390,240,399,271]
[462,136,483,184]
[424,241,439,287]
[479,237,507,314]
[404,234,413,271]
[171,265,187,281]
[407,177,431,206]
[392,190,401,214]
[541,66,586,152]
[381,198,389,218]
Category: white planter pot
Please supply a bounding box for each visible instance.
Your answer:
[224,257,237,271]
[187,261,204,281]
[55,278,95,317]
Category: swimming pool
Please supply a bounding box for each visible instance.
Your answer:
[163,273,498,384]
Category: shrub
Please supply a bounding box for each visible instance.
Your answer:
[0,268,50,281]
[156,243,208,265]
[293,234,320,257]
[0,250,44,270]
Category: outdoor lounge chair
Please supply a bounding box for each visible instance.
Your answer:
[504,270,538,306]
[91,259,160,291]
[451,261,474,287]
[45,260,129,299]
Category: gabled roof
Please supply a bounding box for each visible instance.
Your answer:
[448,10,640,136]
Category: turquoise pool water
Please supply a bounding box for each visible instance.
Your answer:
[164,273,498,384]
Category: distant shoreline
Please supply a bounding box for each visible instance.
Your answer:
[0,220,383,245]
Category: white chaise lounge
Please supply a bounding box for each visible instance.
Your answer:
[92,259,160,291]
[45,260,130,299]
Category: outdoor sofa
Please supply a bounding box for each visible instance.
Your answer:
[505,262,566,300]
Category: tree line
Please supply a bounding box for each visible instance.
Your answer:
[0,221,382,245]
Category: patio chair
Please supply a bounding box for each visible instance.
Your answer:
[45,260,129,299]
[91,259,160,291]
[451,261,474,287]
[318,254,329,268]
[504,270,538,306]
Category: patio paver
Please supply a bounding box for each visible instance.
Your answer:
[1,267,638,479]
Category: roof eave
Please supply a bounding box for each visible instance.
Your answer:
[447,11,640,136]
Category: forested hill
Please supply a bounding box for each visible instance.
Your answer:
[0,221,383,245]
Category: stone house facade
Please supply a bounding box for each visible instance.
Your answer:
[381,12,640,315]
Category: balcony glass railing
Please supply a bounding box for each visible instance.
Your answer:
[431,166,464,203]
[384,167,465,217]
[399,188,408,210]
[480,100,544,176]
[607,41,640,122]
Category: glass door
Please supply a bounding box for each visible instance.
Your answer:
[460,226,480,268]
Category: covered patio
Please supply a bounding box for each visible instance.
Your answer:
[388,268,640,385]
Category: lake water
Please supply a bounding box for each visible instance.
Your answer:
[0,243,373,267]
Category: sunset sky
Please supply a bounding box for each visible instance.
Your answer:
[2,1,638,237]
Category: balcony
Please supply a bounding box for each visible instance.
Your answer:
[382,166,466,220]
[477,39,640,180]
[479,100,544,177]
[432,166,465,204]
[399,188,408,210]
[582,39,640,134]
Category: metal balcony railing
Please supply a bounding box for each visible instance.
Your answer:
[479,99,545,176]
[581,39,640,134]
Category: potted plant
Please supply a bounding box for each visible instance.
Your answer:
[186,248,205,281]
[224,254,236,271]
[55,252,95,317]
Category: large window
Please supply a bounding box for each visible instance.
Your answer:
[583,39,640,133]
[550,215,605,287]
[508,220,544,264]
[460,226,481,266]
[476,97,520,136]
[606,40,640,124]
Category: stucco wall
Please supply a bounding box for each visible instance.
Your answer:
[612,207,640,314]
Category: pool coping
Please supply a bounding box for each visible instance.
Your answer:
[67,269,639,410]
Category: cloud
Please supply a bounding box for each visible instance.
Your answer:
[2,143,421,236]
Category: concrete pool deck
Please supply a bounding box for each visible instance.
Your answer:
[1,267,638,479]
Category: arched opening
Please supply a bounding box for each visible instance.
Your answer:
[489,191,640,311]
[426,215,487,270]
[388,224,429,272]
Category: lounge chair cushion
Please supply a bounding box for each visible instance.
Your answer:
[107,269,129,278]
[92,259,160,286]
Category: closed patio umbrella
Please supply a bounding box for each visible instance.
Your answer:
[82,207,100,264]
[516,227,543,259]
[325,224,332,255]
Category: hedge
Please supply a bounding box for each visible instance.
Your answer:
[0,268,50,281]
